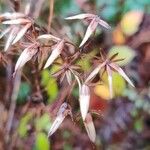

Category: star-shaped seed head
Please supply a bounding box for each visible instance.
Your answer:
[0,12,32,51]
[85,53,135,99]
[65,13,111,47]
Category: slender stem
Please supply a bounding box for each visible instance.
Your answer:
[48,0,54,32]
[5,70,21,143]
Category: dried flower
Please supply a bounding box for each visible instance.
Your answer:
[85,53,134,98]
[52,61,81,85]
[65,13,111,47]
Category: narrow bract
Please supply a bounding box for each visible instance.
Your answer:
[65,13,95,20]
[14,44,38,74]
[110,63,135,87]
[106,65,113,98]
[4,27,19,51]
[48,102,69,137]
[84,113,96,142]
[38,34,61,42]
[85,62,106,83]
[12,23,32,44]
[44,40,64,69]
[2,18,31,25]
[79,84,90,121]
[80,18,98,47]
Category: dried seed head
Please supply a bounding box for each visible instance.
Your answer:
[65,13,110,47]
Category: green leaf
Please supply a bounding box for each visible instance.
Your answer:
[100,6,118,22]
[41,70,58,103]
[120,11,143,36]
[35,113,51,132]
[108,45,136,66]
[112,72,126,96]
[54,0,80,17]
[46,77,58,103]
[35,132,50,150]
[123,0,144,13]
[17,82,31,104]
[18,113,33,137]
[102,72,126,97]
[134,119,143,133]
[76,50,97,71]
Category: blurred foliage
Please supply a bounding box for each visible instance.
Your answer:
[108,45,136,66]
[54,0,80,17]
[96,72,126,99]
[34,132,50,150]
[120,11,144,36]
[18,112,33,138]
[17,82,31,104]
[41,70,58,103]
[96,0,150,24]
[35,113,51,132]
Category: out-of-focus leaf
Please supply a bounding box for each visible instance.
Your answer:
[120,11,143,36]
[96,0,118,7]
[100,6,118,22]
[35,132,50,150]
[35,113,51,132]
[77,57,90,71]
[108,45,136,66]
[17,82,31,104]
[113,27,125,44]
[54,0,80,17]
[111,72,126,96]
[123,0,145,13]
[47,77,58,102]
[101,72,126,98]
[94,83,110,100]
[18,113,33,137]
[77,50,97,71]
[41,70,58,103]
[134,119,143,133]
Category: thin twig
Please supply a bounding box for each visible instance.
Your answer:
[48,0,54,32]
